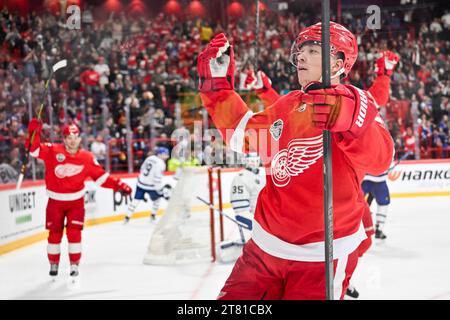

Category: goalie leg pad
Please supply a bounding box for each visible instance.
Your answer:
[217,241,244,264]
[235,215,252,230]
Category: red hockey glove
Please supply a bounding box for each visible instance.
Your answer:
[115,180,132,195]
[243,69,257,90]
[26,118,43,152]
[375,51,400,76]
[197,33,235,92]
[254,71,273,93]
[303,84,379,137]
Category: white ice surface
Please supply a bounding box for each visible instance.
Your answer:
[1,197,449,300]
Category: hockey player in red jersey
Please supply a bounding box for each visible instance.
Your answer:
[26,120,132,280]
[243,49,399,299]
[197,22,394,299]
[243,51,400,247]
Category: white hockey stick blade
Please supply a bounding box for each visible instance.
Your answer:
[16,174,24,190]
[52,59,67,72]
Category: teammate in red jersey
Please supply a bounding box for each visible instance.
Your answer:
[26,120,132,280]
[197,22,394,299]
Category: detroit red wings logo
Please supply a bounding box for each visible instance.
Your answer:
[271,135,323,187]
[54,164,84,179]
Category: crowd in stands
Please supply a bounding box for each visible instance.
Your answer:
[0,3,448,183]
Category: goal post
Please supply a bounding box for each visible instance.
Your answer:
[143,166,224,265]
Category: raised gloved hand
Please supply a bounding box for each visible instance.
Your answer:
[197,33,235,92]
[28,118,42,135]
[302,84,379,137]
[253,71,273,92]
[115,180,132,195]
[243,69,257,90]
[375,51,400,76]
[26,118,43,152]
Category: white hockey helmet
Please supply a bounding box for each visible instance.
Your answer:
[244,152,260,169]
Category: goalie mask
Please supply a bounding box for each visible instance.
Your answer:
[244,153,261,170]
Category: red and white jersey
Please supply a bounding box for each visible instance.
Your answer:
[200,84,394,262]
[31,143,111,201]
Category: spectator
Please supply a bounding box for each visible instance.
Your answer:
[90,135,107,167]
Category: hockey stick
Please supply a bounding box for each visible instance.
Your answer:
[16,59,67,189]
[321,0,334,300]
[196,196,248,245]
[253,0,260,70]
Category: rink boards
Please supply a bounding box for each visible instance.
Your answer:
[0,168,238,254]
[1,160,449,254]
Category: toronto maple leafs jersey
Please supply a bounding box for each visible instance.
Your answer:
[200,84,394,261]
[137,155,166,191]
[31,143,112,201]
[230,168,266,214]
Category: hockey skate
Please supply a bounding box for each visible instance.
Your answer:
[150,213,156,222]
[345,284,359,299]
[49,263,59,281]
[68,264,80,287]
[375,225,387,240]
[70,264,79,277]
[123,216,130,224]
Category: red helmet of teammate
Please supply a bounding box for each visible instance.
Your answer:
[290,21,358,77]
[63,124,80,137]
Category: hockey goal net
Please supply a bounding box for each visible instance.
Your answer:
[143,166,225,265]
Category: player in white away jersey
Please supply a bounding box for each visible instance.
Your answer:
[124,147,170,223]
[230,153,266,241]
[362,160,398,240]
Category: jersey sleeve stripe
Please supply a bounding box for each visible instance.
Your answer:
[230,110,254,153]
[231,199,250,205]
[137,179,157,188]
[95,172,109,186]
[232,205,251,210]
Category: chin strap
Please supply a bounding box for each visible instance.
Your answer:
[304,67,346,90]
[318,67,346,82]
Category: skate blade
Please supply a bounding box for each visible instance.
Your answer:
[49,276,59,285]
[67,276,81,289]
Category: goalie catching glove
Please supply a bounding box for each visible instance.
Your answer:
[197,33,235,92]
[302,84,379,138]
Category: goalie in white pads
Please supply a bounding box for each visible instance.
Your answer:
[124,147,170,223]
[218,153,265,263]
[230,153,266,238]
